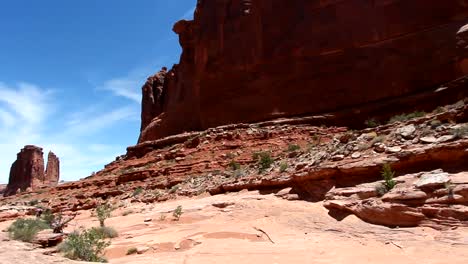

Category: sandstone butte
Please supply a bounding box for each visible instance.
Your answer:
[1,1,468,264]
[3,145,60,197]
[139,0,468,143]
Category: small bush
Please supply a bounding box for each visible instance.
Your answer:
[159,214,167,221]
[287,144,301,152]
[91,226,118,239]
[376,164,396,196]
[28,199,39,206]
[253,151,274,172]
[228,160,241,171]
[279,162,288,173]
[96,204,112,227]
[173,206,183,221]
[122,210,134,216]
[169,185,179,194]
[389,111,426,124]
[8,218,49,242]
[132,187,143,197]
[41,209,55,226]
[126,247,138,255]
[58,228,110,262]
[365,118,380,128]
[451,125,468,139]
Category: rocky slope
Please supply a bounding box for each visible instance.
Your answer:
[139,0,468,142]
[4,146,60,197]
[1,100,466,228]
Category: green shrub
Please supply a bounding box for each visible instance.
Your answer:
[451,125,468,139]
[376,164,396,196]
[228,160,241,171]
[169,185,179,194]
[253,151,274,172]
[365,118,380,128]
[58,228,110,262]
[126,247,137,255]
[41,209,55,226]
[173,206,183,221]
[132,187,143,197]
[28,199,39,206]
[91,226,118,239]
[389,111,426,124]
[96,204,112,227]
[279,162,288,173]
[287,144,301,152]
[8,218,49,242]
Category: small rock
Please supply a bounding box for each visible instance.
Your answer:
[411,138,419,144]
[275,187,293,197]
[397,124,416,139]
[420,136,437,144]
[295,163,307,170]
[332,155,345,161]
[386,146,402,153]
[374,143,386,153]
[351,152,361,159]
[144,218,152,222]
[212,202,235,208]
[436,135,455,143]
[415,170,450,189]
[137,246,150,254]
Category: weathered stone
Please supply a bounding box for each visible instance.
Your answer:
[351,152,361,159]
[415,170,450,189]
[397,125,416,139]
[137,246,151,254]
[436,135,455,143]
[386,146,402,154]
[420,136,437,144]
[33,229,64,248]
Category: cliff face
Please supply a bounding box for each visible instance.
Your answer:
[139,0,468,143]
[4,146,60,197]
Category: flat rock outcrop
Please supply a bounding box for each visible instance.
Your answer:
[4,146,60,197]
[139,0,468,142]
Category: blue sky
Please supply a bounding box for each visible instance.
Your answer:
[0,0,196,183]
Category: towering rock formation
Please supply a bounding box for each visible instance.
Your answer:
[139,0,468,143]
[4,146,60,197]
[45,151,60,186]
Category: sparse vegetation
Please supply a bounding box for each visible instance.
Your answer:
[445,182,455,198]
[228,160,241,171]
[126,247,138,255]
[376,164,396,196]
[58,228,110,262]
[287,144,301,152]
[279,162,288,173]
[159,214,167,221]
[173,205,183,221]
[451,125,468,139]
[429,119,442,128]
[169,185,179,194]
[96,203,113,227]
[8,218,49,242]
[253,151,274,172]
[91,226,118,239]
[122,209,134,216]
[28,199,39,206]
[365,118,380,128]
[388,111,426,124]
[132,187,144,197]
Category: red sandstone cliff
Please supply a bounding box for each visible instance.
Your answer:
[4,146,60,197]
[139,0,468,143]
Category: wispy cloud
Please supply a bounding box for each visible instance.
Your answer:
[101,78,141,103]
[0,81,138,183]
[180,7,195,20]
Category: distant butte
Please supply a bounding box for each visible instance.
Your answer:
[4,145,60,197]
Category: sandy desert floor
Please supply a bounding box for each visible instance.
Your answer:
[2,191,464,264]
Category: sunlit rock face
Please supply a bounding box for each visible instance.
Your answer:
[139,0,468,143]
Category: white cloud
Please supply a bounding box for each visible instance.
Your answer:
[101,78,141,103]
[0,81,137,183]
